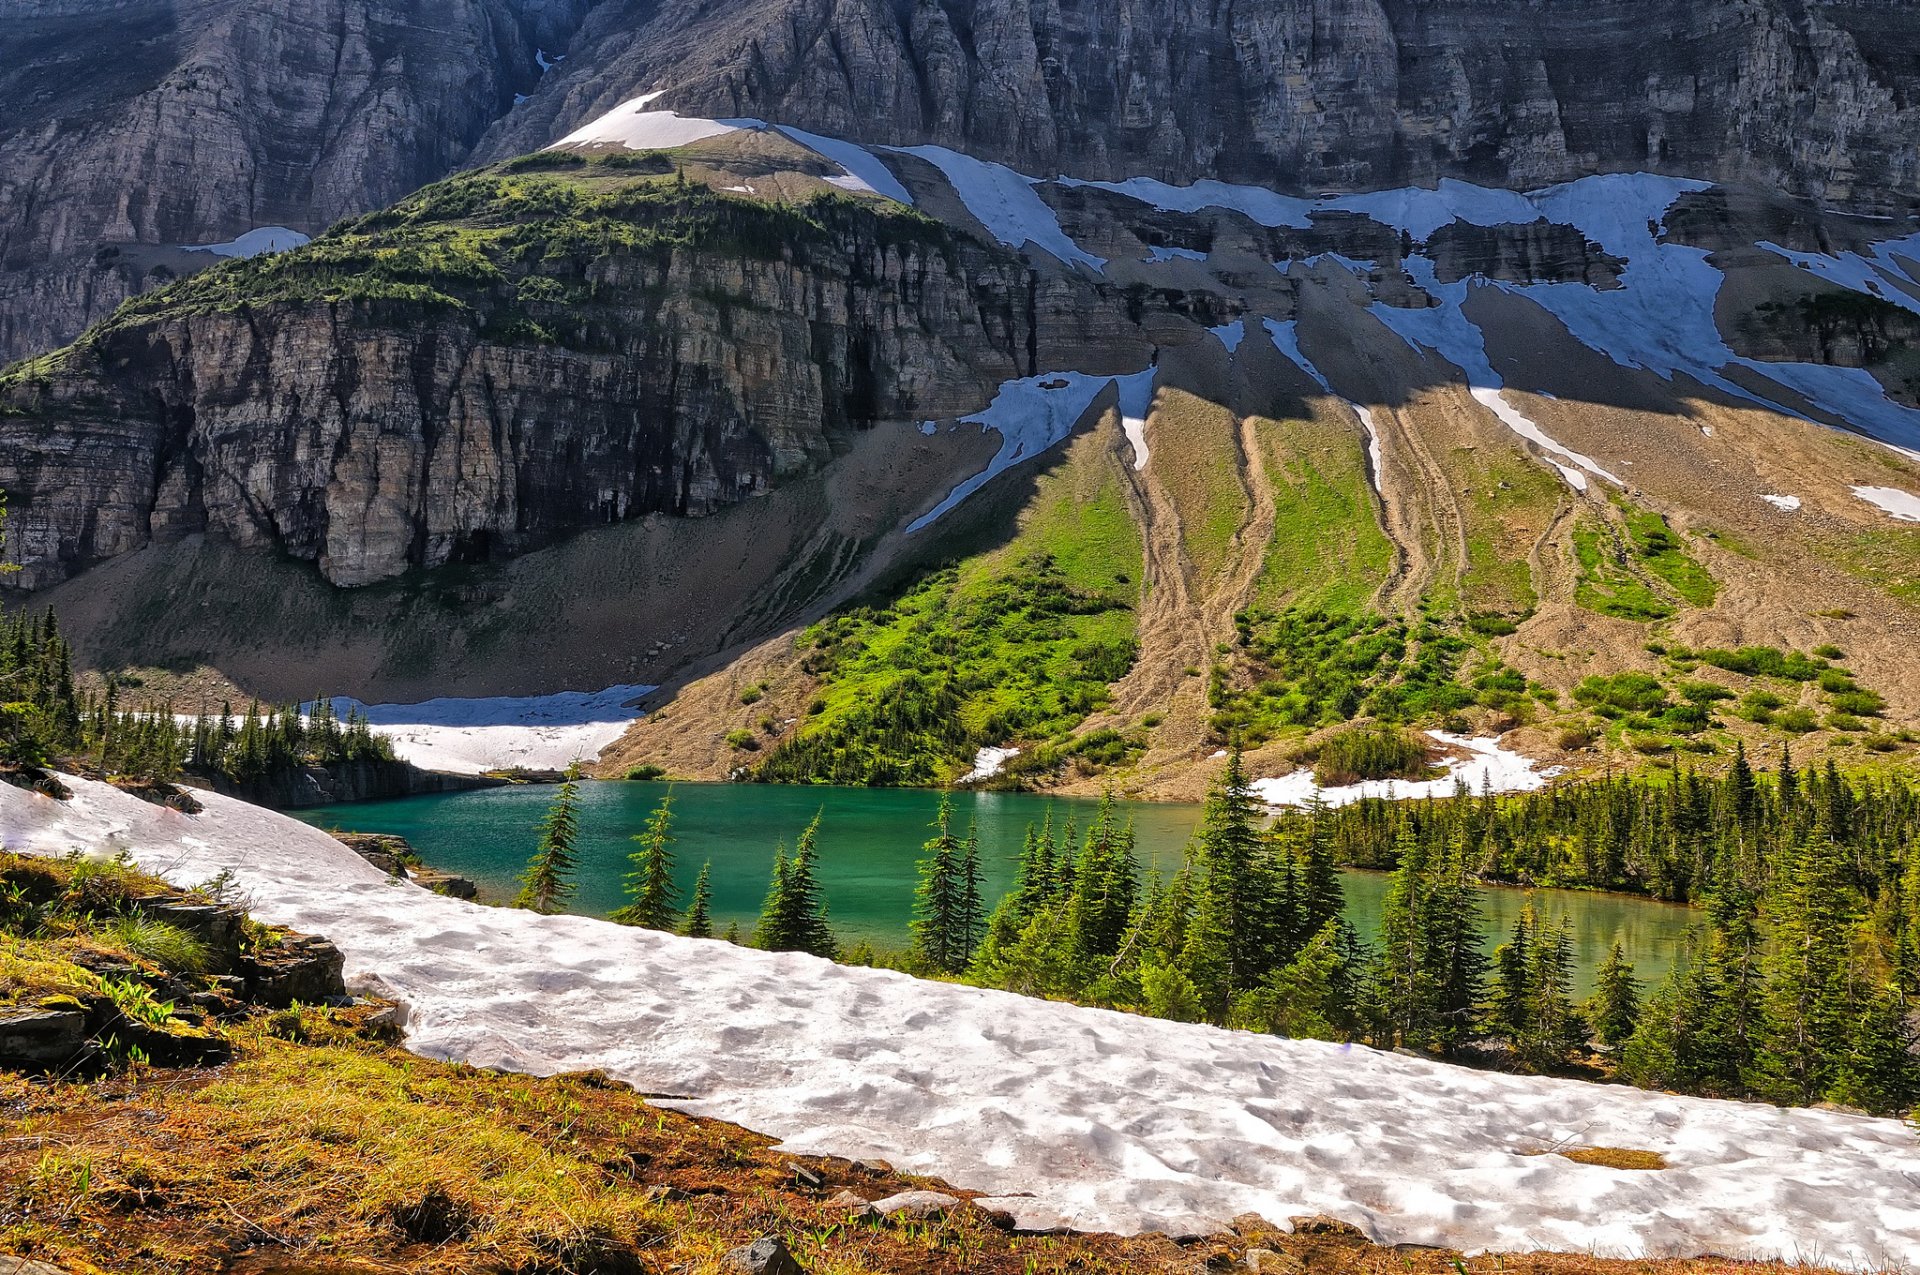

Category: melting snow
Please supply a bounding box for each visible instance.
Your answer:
[1059,175,1313,229]
[1758,234,1920,316]
[1146,245,1209,263]
[958,745,1021,783]
[1852,485,1920,522]
[1760,494,1802,511]
[318,686,652,775]
[910,371,1142,529]
[774,126,914,204]
[1372,258,1623,492]
[550,95,764,151]
[183,226,310,259]
[1209,319,1245,354]
[886,146,1105,271]
[1252,732,1556,809]
[1115,367,1157,470]
[6,775,1920,1266]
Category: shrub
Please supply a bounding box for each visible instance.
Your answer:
[1313,726,1431,786]
[1775,707,1819,734]
[105,916,213,975]
[623,765,665,781]
[1829,689,1886,717]
[723,729,758,751]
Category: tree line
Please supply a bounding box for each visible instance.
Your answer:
[0,608,391,783]
[513,749,1920,1116]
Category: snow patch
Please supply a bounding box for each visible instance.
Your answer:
[549,95,764,151]
[1209,318,1245,354]
[887,146,1104,271]
[1059,175,1312,229]
[1323,180,1543,242]
[1145,245,1209,263]
[1852,485,1920,522]
[1758,235,1920,316]
[1252,732,1555,809]
[7,774,1920,1267]
[775,126,914,204]
[909,371,1140,530]
[959,746,1020,784]
[183,226,310,259]
[1760,494,1802,511]
[318,686,652,775]
[1115,367,1157,471]
[534,48,564,72]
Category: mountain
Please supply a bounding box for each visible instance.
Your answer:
[4,5,1920,795]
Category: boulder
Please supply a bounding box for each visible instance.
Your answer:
[0,1256,75,1275]
[869,1190,960,1221]
[1287,1215,1368,1241]
[238,934,346,1007]
[721,1236,804,1275]
[0,1006,89,1070]
[824,1189,878,1220]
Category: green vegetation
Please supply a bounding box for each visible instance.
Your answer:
[1571,505,1717,621]
[752,814,837,958]
[1311,725,1432,785]
[608,792,680,930]
[756,425,1142,786]
[908,796,985,974]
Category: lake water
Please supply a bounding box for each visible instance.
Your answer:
[299,780,1697,993]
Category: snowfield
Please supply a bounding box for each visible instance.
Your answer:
[1251,733,1560,809]
[1852,485,1920,522]
[184,226,310,258]
[320,686,652,774]
[5,775,1920,1267]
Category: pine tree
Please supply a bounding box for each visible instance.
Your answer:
[911,795,966,973]
[682,862,714,938]
[1516,913,1583,1068]
[1752,832,1861,1104]
[514,765,582,914]
[1190,746,1266,992]
[955,819,985,967]
[610,793,679,929]
[1587,940,1641,1047]
[755,813,836,958]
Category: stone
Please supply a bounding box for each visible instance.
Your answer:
[869,1190,960,1221]
[406,868,481,901]
[824,1189,878,1220]
[0,1256,74,1275]
[1243,1249,1304,1274]
[238,934,347,1008]
[720,1236,804,1275]
[0,1007,89,1070]
[1287,1215,1367,1241]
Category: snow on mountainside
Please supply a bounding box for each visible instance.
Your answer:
[5,775,1920,1266]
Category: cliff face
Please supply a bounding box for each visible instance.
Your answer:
[0,164,1088,589]
[487,0,1920,210]
[0,0,595,361]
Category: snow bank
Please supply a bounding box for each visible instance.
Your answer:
[886,146,1105,271]
[6,775,1920,1267]
[1146,245,1209,263]
[1252,732,1558,809]
[1761,494,1802,511]
[320,685,652,774]
[1116,367,1158,471]
[1852,485,1920,522]
[550,94,763,150]
[774,126,914,204]
[909,371,1141,530]
[958,745,1020,784]
[184,226,310,258]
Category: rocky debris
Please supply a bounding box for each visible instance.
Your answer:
[869,1189,961,1221]
[721,1236,805,1275]
[1243,1250,1304,1274]
[0,1006,89,1070]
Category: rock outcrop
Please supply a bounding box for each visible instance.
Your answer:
[0,0,596,360]
[0,168,1095,588]
[485,0,1920,212]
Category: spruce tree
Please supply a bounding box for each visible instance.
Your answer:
[911,795,966,973]
[1753,832,1860,1104]
[1587,940,1641,1047]
[610,793,679,929]
[755,813,836,958]
[514,765,583,914]
[682,862,714,938]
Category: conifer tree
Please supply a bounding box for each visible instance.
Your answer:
[1587,940,1641,1047]
[514,765,582,914]
[610,793,679,929]
[755,813,836,958]
[911,795,966,973]
[1753,832,1860,1103]
[682,861,715,939]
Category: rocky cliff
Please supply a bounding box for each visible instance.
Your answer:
[0,0,595,361]
[487,0,1920,211]
[0,151,1113,589]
